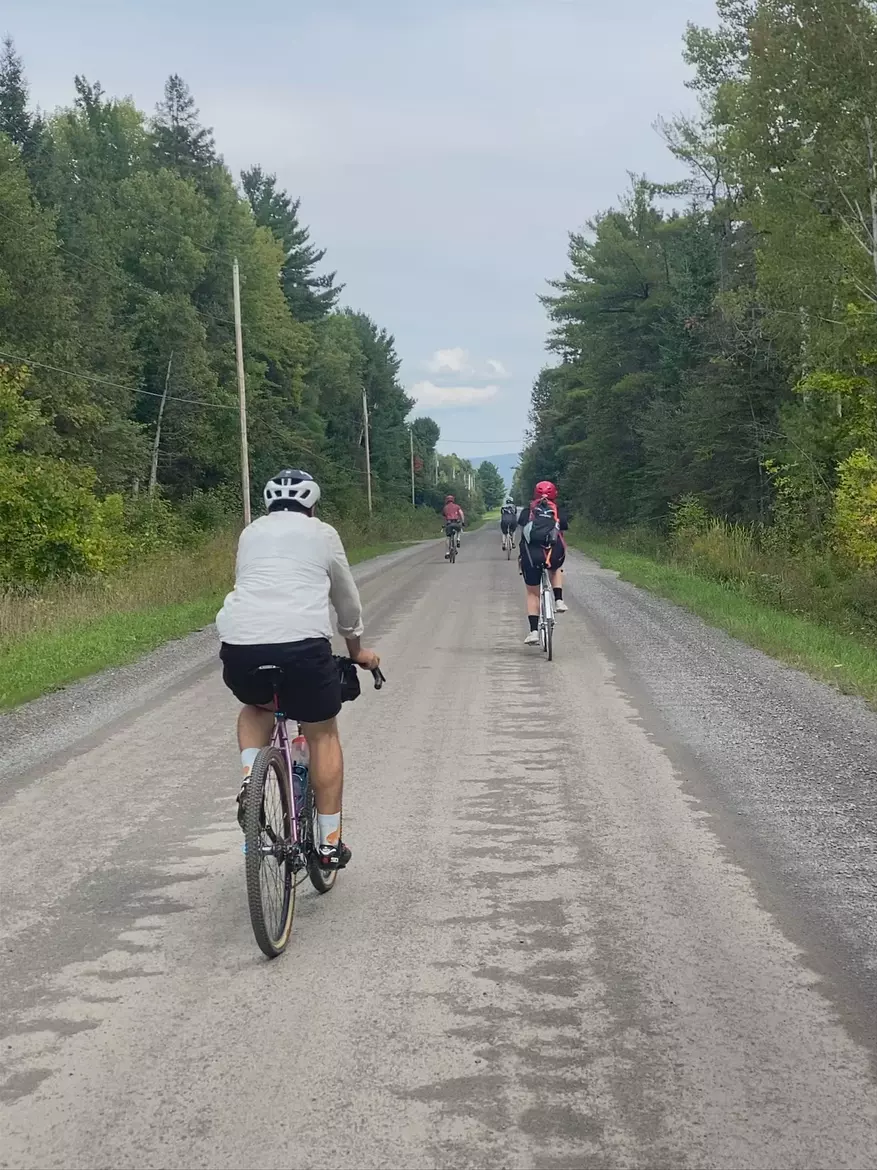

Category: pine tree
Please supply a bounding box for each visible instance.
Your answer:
[152,75,216,179]
[242,165,341,322]
[0,37,39,156]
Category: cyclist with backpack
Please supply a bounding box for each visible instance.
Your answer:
[500,495,518,551]
[518,480,569,645]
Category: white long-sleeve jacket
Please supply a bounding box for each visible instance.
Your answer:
[215,511,364,645]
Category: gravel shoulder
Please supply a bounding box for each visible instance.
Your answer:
[565,548,877,1043]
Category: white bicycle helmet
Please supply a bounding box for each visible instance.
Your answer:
[263,468,322,511]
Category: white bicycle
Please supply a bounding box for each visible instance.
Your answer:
[538,566,555,661]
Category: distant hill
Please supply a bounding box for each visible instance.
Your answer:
[469,452,520,491]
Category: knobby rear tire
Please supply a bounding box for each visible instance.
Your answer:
[244,746,295,959]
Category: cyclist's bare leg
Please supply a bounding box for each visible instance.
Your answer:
[301,716,343,815]
[237,703,274,751]
[525,582,540,616]
[550,567,564,590]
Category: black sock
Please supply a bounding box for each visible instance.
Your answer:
[553,588,563,601]
[528,615,539,632]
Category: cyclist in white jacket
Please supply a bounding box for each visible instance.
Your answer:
[216,469,380,869]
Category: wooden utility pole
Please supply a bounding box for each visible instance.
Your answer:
[362,387,373,514]
[409,427,415,506]
[233,258,252,526]
[148,351,173,498]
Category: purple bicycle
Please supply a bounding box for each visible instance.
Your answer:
[242,656,385,959]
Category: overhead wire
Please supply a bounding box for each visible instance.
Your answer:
[0,347,238,411]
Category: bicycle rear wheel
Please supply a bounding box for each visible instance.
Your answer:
[449,538,456,564]
[244,746,295,958]
[305,783,338,894]
[546,618,554,661]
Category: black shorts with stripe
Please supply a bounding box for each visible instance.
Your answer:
[220,637,342,724]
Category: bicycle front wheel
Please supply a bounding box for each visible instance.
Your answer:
[244,747,295,958]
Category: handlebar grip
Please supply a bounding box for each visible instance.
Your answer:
[372,668,386,690]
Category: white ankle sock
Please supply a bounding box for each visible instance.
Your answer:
[317,812,341,849]
[241,748,259,777]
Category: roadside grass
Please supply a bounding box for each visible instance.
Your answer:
[569,533,877,707]
[0,532,425,710]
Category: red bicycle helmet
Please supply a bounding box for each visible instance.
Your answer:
[445,494,455,503]
[534,480,558,501]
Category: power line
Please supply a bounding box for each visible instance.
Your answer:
[0,347,237,411]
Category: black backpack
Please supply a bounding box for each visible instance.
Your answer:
[525,501,558,547]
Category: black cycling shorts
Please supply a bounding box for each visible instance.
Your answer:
[519,540,566,586]
[220,637,342,724]
[500,516,516,534]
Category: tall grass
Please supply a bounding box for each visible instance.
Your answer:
[578,518,877,646]
[0,529,237,646]
[570,518,877,706]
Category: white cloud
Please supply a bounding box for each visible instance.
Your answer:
[486,358,509,378]
[426,347,472,375]
[423,349,510,381]
[411,381,500,409]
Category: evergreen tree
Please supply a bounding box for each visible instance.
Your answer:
[0,37,30,149]
[242,165,341,322]
[477,461,506,509]
[152,75,217,179]
[0,37,41,160]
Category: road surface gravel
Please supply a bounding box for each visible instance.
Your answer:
[1,527,876,1169]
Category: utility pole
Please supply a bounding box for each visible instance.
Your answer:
[148,351,173,498]
[233,258,252,526]
[362,387,373,515]
[409,427,415,506]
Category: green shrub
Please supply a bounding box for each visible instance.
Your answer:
[669,493,711,544]
[0,455,129,585]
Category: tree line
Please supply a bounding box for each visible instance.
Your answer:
[517,0,877,584]
[0,40,471,584]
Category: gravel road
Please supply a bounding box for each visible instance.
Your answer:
[1,526,876,1169]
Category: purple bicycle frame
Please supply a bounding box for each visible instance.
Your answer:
[269,700,306,848]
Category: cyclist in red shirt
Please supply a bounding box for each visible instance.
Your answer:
[442,495,465,558]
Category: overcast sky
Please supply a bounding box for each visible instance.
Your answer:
[5,0,716,456]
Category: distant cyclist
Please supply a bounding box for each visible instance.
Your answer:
[215,469,380,870]
[442,494,465,558]
[518,480,569,645]
[500,495,518,551]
